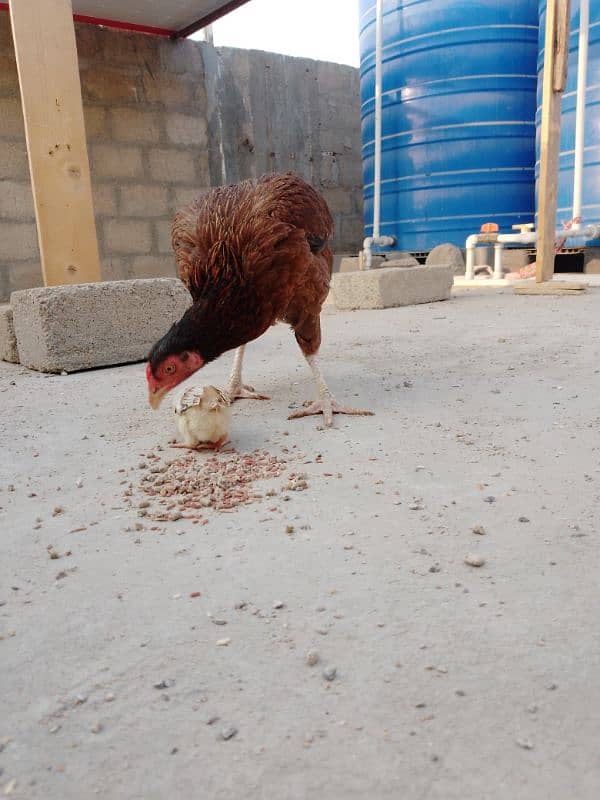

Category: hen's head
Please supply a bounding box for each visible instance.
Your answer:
[146,319,204,409]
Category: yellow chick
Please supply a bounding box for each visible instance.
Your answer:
[171,385,232,451]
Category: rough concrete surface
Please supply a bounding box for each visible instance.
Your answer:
[0,303,18,363]
[332,265,454,310]
[426,244,465,274]
[2,290,600,799]
[11,279,191,373]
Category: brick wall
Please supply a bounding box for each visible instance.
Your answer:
[0,14,363,301]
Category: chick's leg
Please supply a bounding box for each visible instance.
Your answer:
[288,317,373,427]
[226,345,270,401]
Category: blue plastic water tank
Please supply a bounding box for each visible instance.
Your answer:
[536,0,600,242]
[359,1,539,252]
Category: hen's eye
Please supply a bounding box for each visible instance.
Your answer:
[165,364,176,375]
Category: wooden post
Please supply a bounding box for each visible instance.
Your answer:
[536,0,571,283]
[9,0,101,287]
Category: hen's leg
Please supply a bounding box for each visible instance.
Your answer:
[288,316,373,427]
[227,345,270,401]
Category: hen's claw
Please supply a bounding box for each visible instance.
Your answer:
[227,383,270,401]
[171,436,230,451]
[288,397,374,427]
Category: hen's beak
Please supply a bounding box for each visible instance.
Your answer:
[148,387,168,410]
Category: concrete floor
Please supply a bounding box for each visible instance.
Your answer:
[1,288,600,799]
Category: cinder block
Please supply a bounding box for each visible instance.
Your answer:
[331,265,454,310]
[83,106,108,140]
[142,73,191,107]
[501,248,531,270]
[155,219,174,254]
[384,256,420,268]
[0,222,39,261]
[166,113,208,146]
[91,144,144,179]
[426,243,465,274]
[82,67,140,104]
[103,219,152,255]
[0,141,28,179]
[111,108,161,143]
[0,304,19,363]
[92,183,118,216]
[148,149,196,183]
[584,247,600,274]
[0,180,35,221]
[0,98,25,138]
[11,278,192,373]
[131,255,176,279]
[120,185,169,217]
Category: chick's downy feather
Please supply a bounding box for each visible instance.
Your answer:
[174,385,231,447]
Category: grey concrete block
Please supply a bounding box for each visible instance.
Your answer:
[426,243,465,274]
[331,265,454,310]
[0,303,19,363]
[584,247,600,274]
[11,278,192,373]
[384,256,419,268]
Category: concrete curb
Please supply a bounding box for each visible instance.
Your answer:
[0,304,19,364]
[11,278,191,373]
[330,265,454,310]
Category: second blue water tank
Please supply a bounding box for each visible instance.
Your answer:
[359,0,539,252]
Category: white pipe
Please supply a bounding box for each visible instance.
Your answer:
[493,243,504,280]
[572,0,589,229]
[373,0,383,240]
[361,234,396,268]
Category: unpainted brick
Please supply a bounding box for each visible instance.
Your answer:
[101,256,131,282]
[166,113,208,147]
[111,108,161,143]
[170,186,206,213]
[0,98,25,138]
[120,185,169,217]
[92,183,118,216]
[322,188,353,215]
[83,106,108,140]
[155,219,174,254]
[131,255,177,279]
[91,144,144,179]
[0,223,39,261]
[82,67,141,104]
[0,141,28,180]
[148,148,197,183]
[0,55,18,98]
[104,219,152,255]
[142,73,191,108]
[0,181,35,221]
[7,260,43,294]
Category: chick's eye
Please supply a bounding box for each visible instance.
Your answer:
[164,364,176,375]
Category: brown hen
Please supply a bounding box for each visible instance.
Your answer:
[146,172,372,426]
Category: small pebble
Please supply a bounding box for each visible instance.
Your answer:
[516,738,534,750]
[104,693,115,702]
[464,553,485,567]
[322,666,337,681]
[273,601,285,609]
[484,496,496,504]
[220,725,238,741]
[305,650,319,666]
[546,682,557,691]
[472,525,486,535]
[90,722,103,734]
[216,638,231,647]
[518,516,530,523]
[211,618,227,626]
[527,704,538,714]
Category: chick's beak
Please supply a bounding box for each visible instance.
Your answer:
[148,386,168,410]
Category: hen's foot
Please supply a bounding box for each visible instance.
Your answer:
[288,396,374,427]
[227,383,270,401]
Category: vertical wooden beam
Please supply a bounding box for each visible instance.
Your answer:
[536,0,571,283]
[9,0,101,286]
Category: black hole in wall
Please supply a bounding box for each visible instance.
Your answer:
[554,251,584,272]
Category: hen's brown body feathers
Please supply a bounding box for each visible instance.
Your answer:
[171,172,333,358]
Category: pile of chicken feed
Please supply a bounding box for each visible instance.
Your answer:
[127,448,289,523]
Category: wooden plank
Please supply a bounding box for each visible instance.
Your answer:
[9,0,101,287]
[514,281,586,295]
[536,0,571,284]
